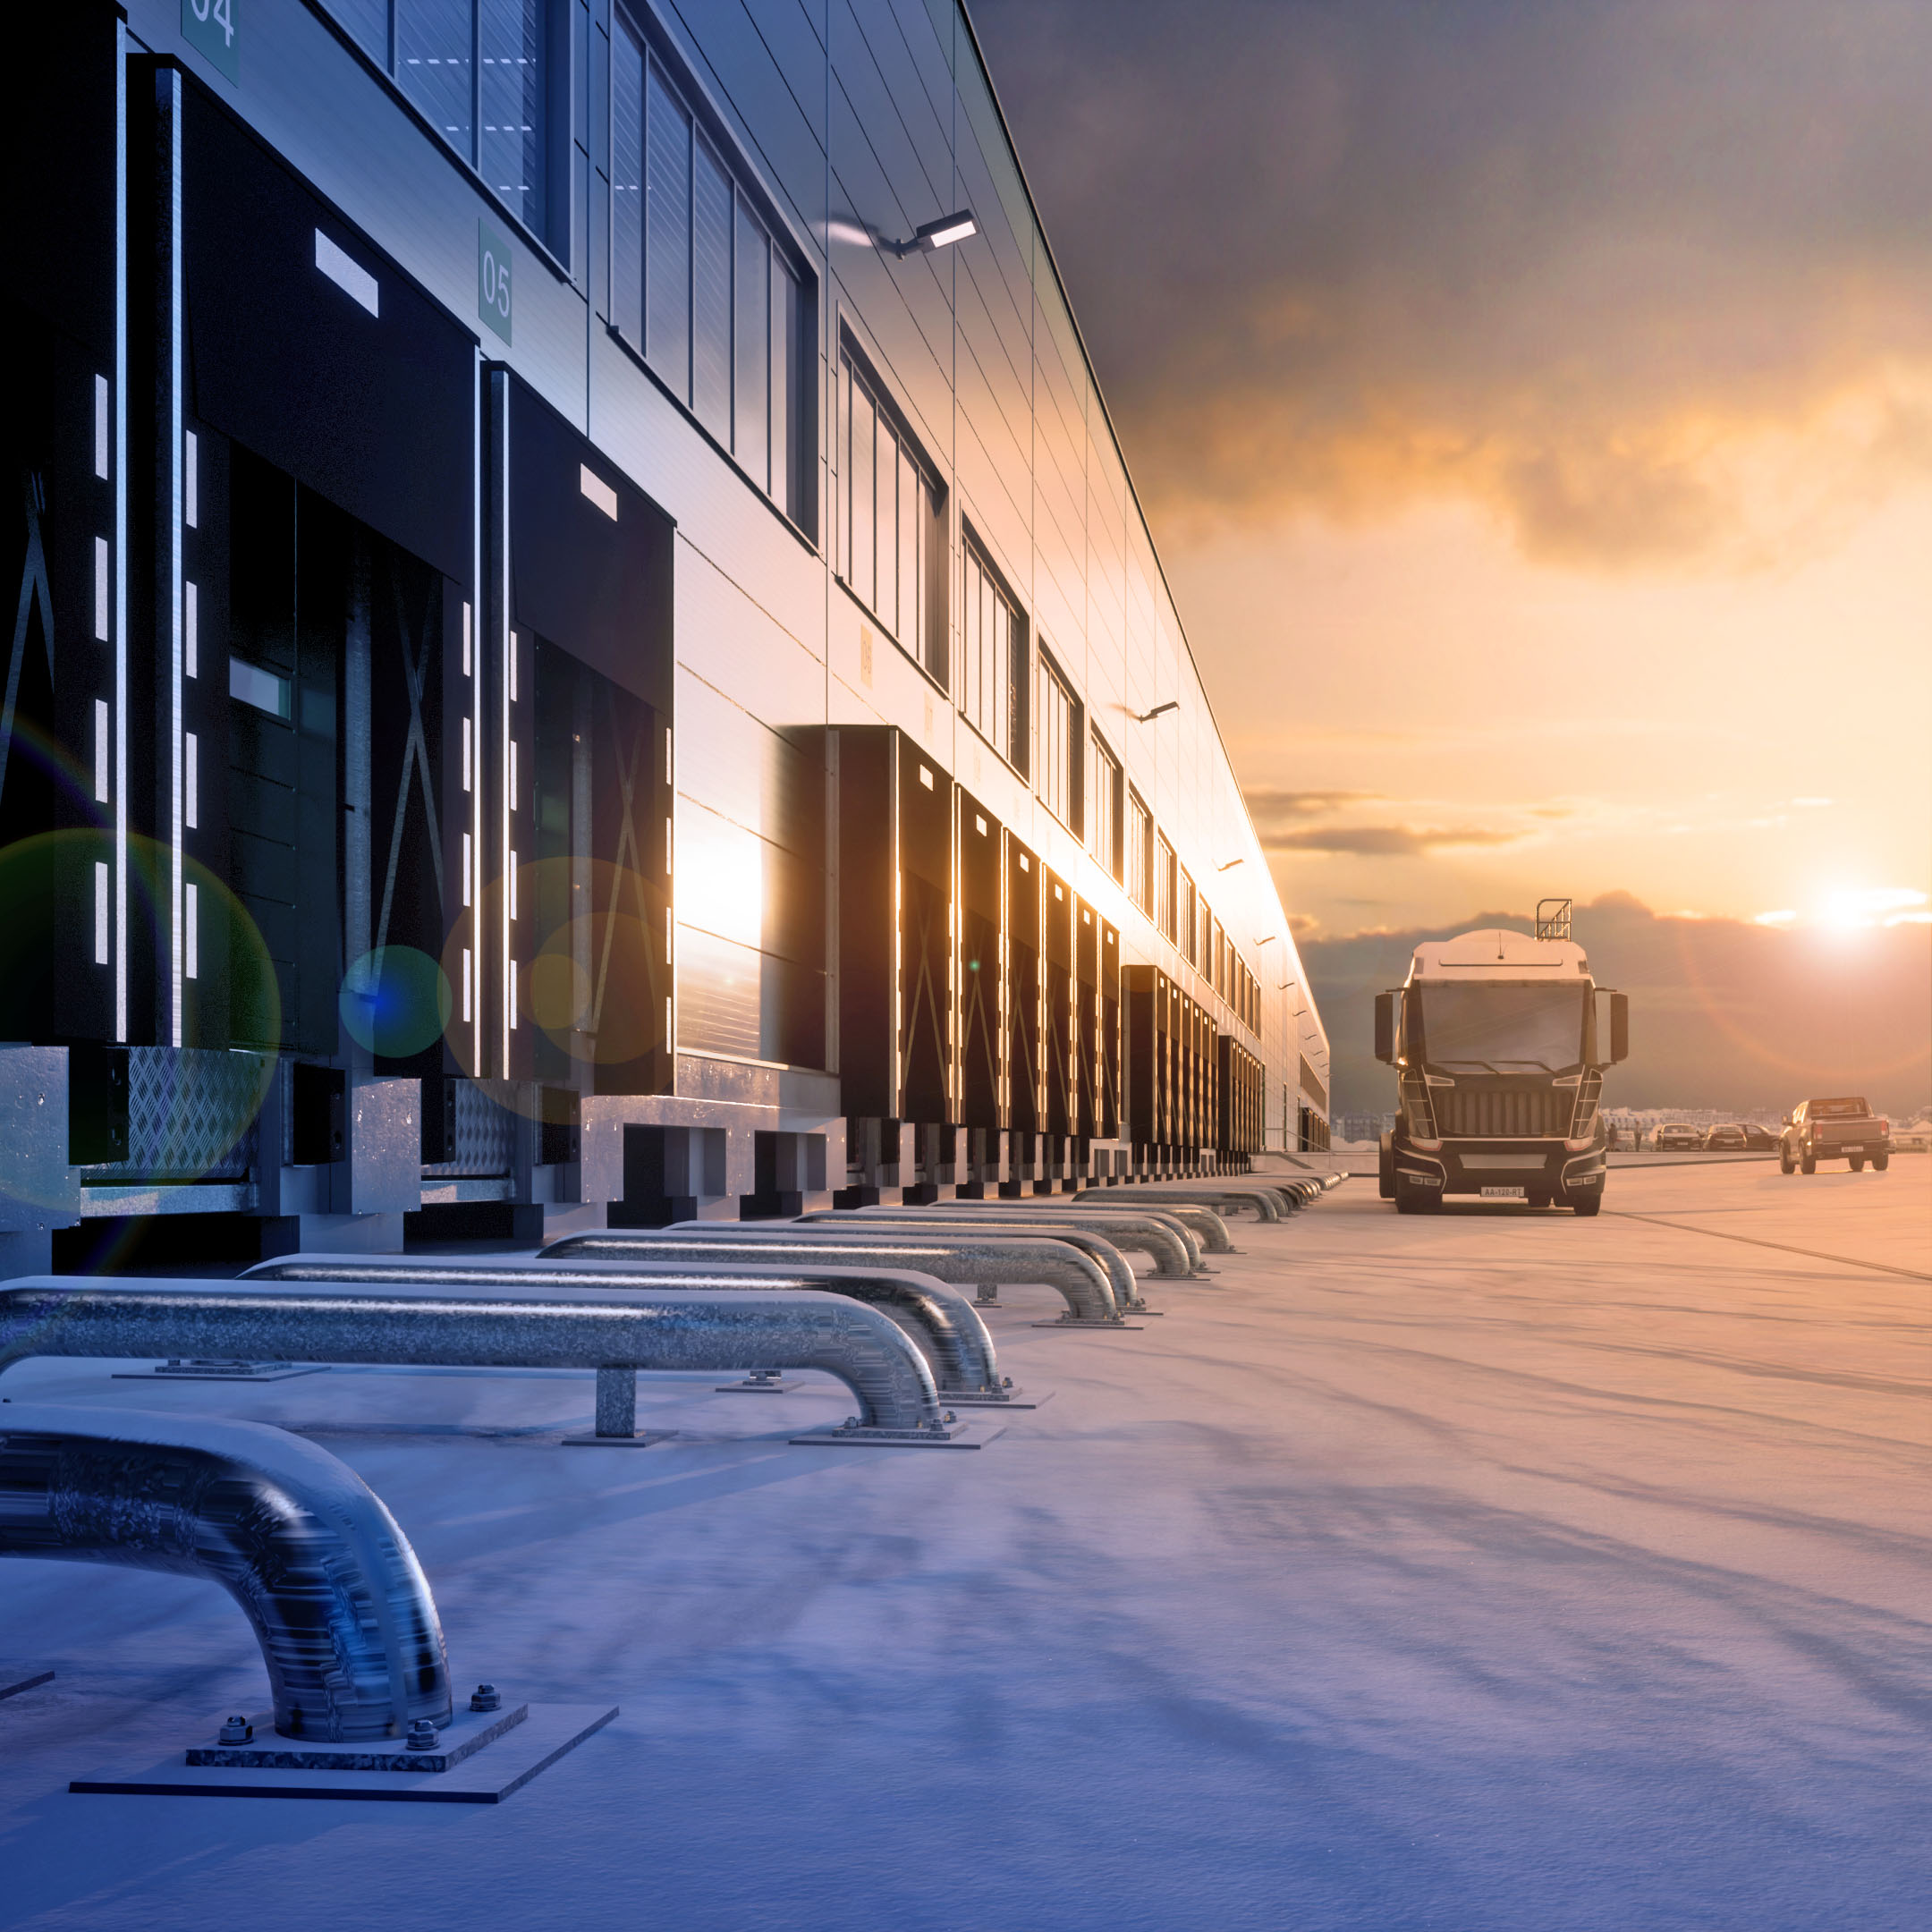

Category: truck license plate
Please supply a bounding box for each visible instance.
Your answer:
[1481,1186,1528,1199]
[1842,1145,1864,1154]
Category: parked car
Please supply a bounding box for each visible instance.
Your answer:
[1780,1097,1891,1174]
[1703,1123,1748,1151]
[1654,1123,1703,1152]
[1740,1123,1780,1151]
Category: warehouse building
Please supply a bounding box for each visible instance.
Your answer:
[0,0,1330,1274]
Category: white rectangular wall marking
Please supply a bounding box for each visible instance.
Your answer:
[579,463,619,521]
[94,376,110,480]
[94,699,109,802]
[184,732,198,828]
[183,880,199,979]
[184,580,198,677]
[315,229,379,317]
[94,861,110,964]
[184,430,198,527]
[93,537,108,641]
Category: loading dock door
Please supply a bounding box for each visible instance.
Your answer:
[174,75,476,1060]
[183,86,472,589]
[958,791,1004,1130]
[896,744,953,1127]
[0,7,119,1046]
[833,726,953,1125]
[496,373,675,1097]
[1006,835,1042,1136]
[1097,919,1121,1139]
[1043,869,1075,1138]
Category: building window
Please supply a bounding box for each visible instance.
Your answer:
[1179,870,1197,968]
[610,13,808,522]
[837,344,944,678]
[329,2,564,252]
[1126,788,1152,914]
[1212,917,1226,1000]
[962,535,1027,771]
[1089,732,1121,880]
[1036,652,1078,830]
[1155,833,1176,944]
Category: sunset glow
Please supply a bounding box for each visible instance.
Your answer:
[977,0,1932,946]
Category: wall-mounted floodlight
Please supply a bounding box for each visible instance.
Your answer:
[1135,701,1179,723]
[1216,857,1244,872]
[887,210,978,258]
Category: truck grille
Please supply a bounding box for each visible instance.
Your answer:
[1436,1086,1567,1139]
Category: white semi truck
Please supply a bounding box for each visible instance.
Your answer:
[1372,902,1629,1216]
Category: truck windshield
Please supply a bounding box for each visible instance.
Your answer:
[1809,1097,1870,1116]
[1414,982,1587,1073]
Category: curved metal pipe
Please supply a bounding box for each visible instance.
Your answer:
[0,1280,943,1433]
[1103,1199,1236,1249]
[529,1231,1122,1327]
[246,1253,1021,1394]
[806,1206,1203,1279]
[1089,1187,1275,1229]
[631,1219,1149,1316]
[0,1403,448,1742]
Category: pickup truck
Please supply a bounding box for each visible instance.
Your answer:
[1779,1097,1891,1174]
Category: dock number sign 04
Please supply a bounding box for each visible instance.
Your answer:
[478,222,513,346]
[182,0,240,85]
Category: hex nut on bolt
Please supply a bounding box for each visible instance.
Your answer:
[218,1715,253,1746]
[470,1682,502,1713]
[406,1718,440,1751]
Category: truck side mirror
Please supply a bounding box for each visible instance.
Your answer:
[1373,992,1394,1063]
[1609,992,1629,1064]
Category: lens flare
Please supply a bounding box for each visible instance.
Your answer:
[340,946,454,1058]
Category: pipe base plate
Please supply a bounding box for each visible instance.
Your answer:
[72,1703,618,1803]
[560,1431,677,1449]
[112,1361,330,1382]
[939,1388,1053,1409]
[1030,1318,1146,1330]
[789,1421,1003,1449]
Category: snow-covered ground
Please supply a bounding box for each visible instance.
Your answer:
[2,1164,1927,1930]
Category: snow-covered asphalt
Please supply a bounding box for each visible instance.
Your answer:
[1,1161,1926,1930]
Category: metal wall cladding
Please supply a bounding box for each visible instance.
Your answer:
[1435,1086,1568,1140]
[675,690,826,1069]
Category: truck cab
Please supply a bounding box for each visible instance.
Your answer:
[1373,908,1628,1216]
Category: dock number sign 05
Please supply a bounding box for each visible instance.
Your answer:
[478,222,513,346]
[182,0,240,85]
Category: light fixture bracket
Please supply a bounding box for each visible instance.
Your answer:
[886,209,978,258]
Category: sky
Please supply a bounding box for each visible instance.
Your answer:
[970,0,1932,947]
